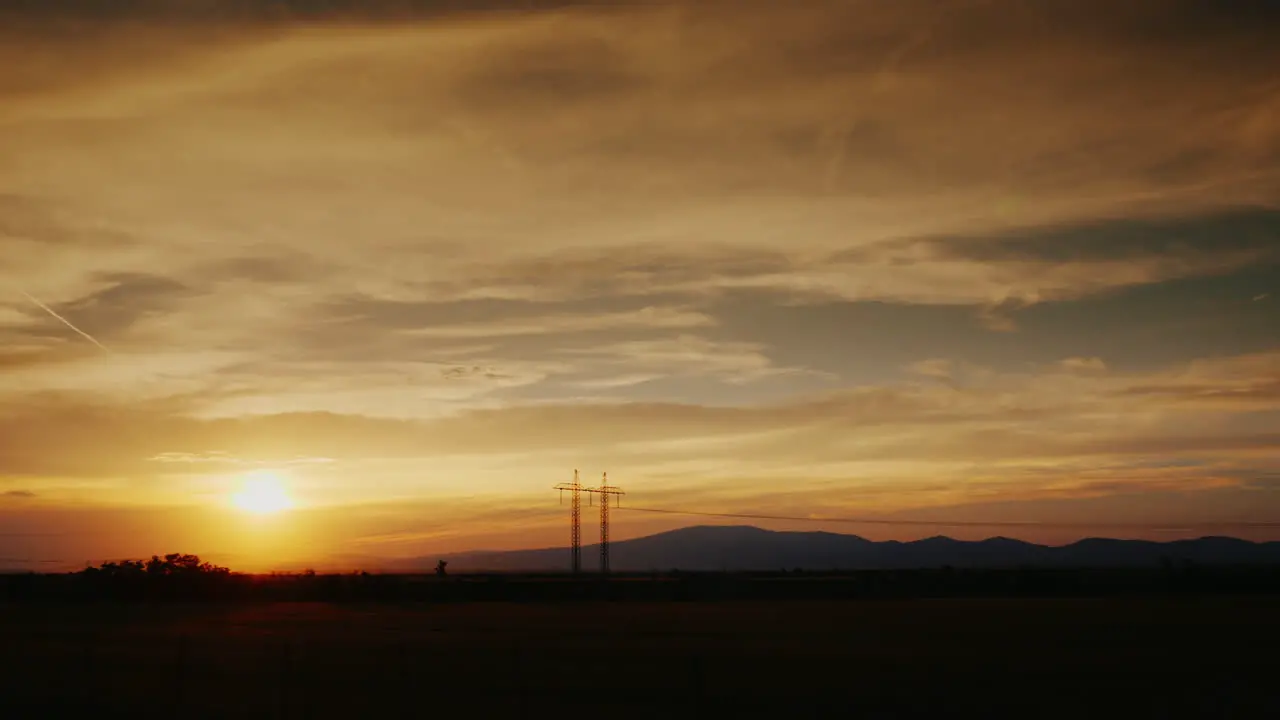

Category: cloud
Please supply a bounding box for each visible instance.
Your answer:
[1110,351,1280,410]
[1,348,1278,560]
[3,1,1279,557]
[399,306,713,339]
[1060,357,1107,373]
[12,273,194,350]
[2,349,1276,480]
[147,451,334,467]
[977,304,1020,333]
[559,335,811,386]
[148,451,238,464]
[4,2,1278,313]
[907,359,953,379]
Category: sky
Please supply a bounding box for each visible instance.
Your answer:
[1,0,1278,571]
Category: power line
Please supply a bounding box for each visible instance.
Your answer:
[618,506,1280,532]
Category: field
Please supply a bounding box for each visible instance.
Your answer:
[1,597,1276,718]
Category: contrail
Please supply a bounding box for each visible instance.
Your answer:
[18,290,109,352]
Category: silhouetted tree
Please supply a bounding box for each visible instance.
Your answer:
[83,553,228,578]
[435,560,448,577]
[86,559,146,578]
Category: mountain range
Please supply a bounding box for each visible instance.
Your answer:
[413,525,1280,572]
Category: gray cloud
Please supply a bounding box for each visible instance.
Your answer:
[48,272,191,337]
[6,1,1277,304]
[914,208,1280,265]
[0,0,602,24]
[454,32,644,111]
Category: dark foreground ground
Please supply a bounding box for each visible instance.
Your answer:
[0,597,1276,718]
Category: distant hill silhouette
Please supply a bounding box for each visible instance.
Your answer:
[420,525,1280,572]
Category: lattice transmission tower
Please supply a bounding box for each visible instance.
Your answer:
[553,470,584,574]
[586,472,625,575]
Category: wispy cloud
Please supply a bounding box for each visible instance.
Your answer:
[148,452,335,466]
[1060,357,1107,373]
[400,306,713,339]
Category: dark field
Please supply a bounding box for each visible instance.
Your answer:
[1,597,1276,718]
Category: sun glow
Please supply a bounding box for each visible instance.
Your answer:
[231,470,295,515]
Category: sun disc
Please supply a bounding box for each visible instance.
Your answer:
[231,471,294,515]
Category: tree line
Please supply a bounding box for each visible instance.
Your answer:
[80,553,231,579]
[1,554,1279,603]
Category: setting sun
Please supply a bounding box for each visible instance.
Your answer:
[231,471,295,515]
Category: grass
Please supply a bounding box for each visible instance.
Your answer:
[0,597,1275,717]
